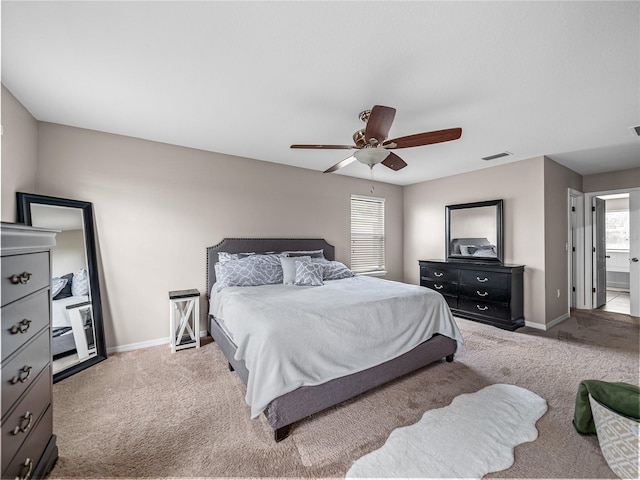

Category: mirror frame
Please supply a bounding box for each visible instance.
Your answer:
[445,199,504,264]
[17,192,107,382]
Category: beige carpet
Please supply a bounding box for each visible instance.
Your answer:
[48,310,639,478]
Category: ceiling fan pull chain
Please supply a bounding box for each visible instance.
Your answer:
[370,165,375,195]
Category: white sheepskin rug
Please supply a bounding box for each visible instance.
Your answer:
[346,383,547,478]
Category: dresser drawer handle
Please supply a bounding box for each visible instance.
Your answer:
[476,276,489,283]
[10,272,32,285]
[434,272,444,277]
[15,457,33,480]
[11,365,32,384]
[434,284,444,290]
[476,290,489,297]
[10,319,32,334]
[476,304,489,311]
[11,411,33,435]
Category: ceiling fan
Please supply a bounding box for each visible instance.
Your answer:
[291,105,462,173]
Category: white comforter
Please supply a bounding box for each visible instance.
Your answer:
[210,275,463,418]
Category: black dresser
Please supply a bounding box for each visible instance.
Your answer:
[1,223,58,479]
[419,260,525,331]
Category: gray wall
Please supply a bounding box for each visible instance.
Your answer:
[403,157,547,326]
[34,122,404,349]
[1,85,38,221]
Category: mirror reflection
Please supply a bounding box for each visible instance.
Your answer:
[31,205,98,374]
[449,206,498,258]
[17,193,107,382]
[446,199,504,263]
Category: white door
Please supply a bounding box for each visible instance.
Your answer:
[593,197,607,308]
[630,191,639,317]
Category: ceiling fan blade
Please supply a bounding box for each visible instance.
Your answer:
[291,144,355,149]
[381,152,407,171]
[383,128,462,149]
[323,155,356,173]
[365,105,396,144]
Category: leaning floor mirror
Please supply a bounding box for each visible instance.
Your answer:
[17,193,107,382]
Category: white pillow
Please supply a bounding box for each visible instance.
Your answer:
[280,256,311,284]
[71,268,90,296]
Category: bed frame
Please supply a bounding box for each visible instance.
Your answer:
[206,238,457,442]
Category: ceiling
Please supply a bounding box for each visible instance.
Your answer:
[2,1,638,186]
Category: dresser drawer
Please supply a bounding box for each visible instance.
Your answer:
[443,294,458,310]
[422,280,458,296]
[459,269,508,290]
[420,265,457,282]
[459,284,509,303]
[2,290,50,362]
[1,252,50,307]
[459,297,509,320]
[2,330,50,412]
[1,368,51,470]
[2,405,52,480]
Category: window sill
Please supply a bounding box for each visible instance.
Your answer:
[356,270,387,277]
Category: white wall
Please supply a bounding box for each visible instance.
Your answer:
[34,122,404,349]
[51,230,87,277]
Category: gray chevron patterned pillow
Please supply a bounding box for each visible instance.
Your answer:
[216,254,284,291]
[322,261,354,281]
[294,260,324,286]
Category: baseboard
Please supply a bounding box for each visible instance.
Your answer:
[107,330,209,354]
[525,312,570,331]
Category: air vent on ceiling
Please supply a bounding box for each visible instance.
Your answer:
[630,125,640,137]
[481,151,512,161]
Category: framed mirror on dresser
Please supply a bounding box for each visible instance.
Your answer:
[420,199,525,331]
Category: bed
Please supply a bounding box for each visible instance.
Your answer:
[206,238,462,442]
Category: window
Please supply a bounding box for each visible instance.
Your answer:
[350,194,385,274]
[605,210,629,250]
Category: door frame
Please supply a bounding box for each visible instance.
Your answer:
[568,188,587,310]
[583,187,639,311]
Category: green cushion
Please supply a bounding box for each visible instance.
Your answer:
[573,380,640,435]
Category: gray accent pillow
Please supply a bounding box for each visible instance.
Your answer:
[280,255,311,285]
[52,277,68,297]
[323,261,355,281]
[282,249,325,259]
[71,268,90,296]
[53,273,74,300]
[294,261,324,286]
[472,245,497,257]
[218,251,256,263]
[216,254,284,291]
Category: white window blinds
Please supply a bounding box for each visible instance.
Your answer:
[350,194,385,274]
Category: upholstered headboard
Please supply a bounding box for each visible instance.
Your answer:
[206,238,335,297]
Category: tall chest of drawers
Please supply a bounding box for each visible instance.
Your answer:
[1,223,58,479]
[419,260,525,331]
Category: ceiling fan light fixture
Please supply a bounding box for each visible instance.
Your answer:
[353,147,390,167]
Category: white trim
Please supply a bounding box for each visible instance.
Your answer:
[568,188,587,310]
[351,193,386,202]
[584,187,640,311]
[357,270,387,277]
[107,330,208,354]
[525,312,570,331]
